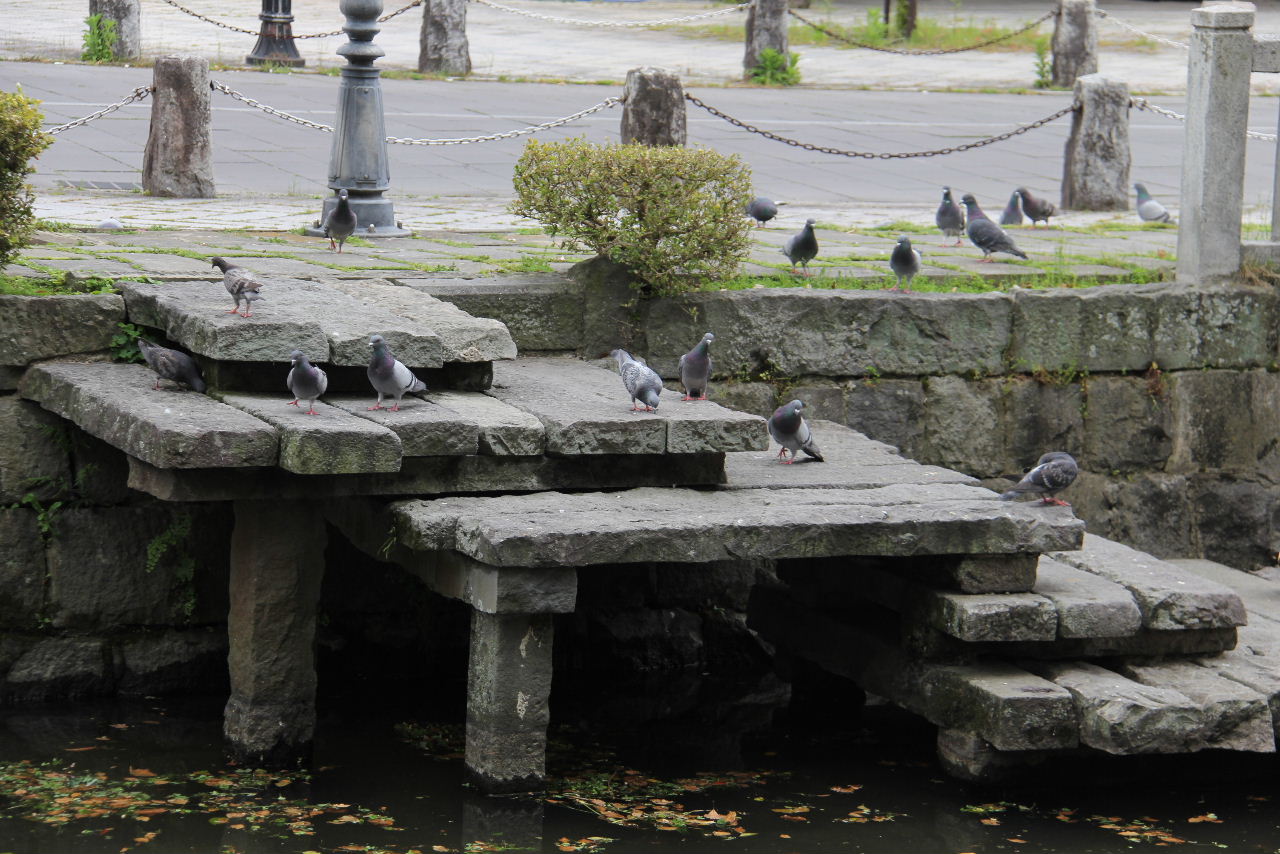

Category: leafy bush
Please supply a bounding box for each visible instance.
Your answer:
[82,14,118,62]
[749,48,802,86]
[0,89,53,271]
[511,138,754,296]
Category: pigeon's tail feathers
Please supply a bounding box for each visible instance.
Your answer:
[1009,246,1029,260]
[998,489,1018,501]
[407,376,428,396]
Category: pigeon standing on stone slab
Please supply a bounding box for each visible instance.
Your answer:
[611,348,662,413]
[210,257,264,318]
[367,334,428,412]
[746,197,778,227]
[889,235,922,291]
[960,195,1028,262]
[1000,451,1078,506]
[137,338,207,393]
[999,191,1024,226]
[935,186,965,246]
[1017,187,1056,227]
[678,332,715,401]
[769,399,824,464]
[782,219,819,276]
[1135,183,1172,223]
[287,349,328,416]
[323,188,357,253]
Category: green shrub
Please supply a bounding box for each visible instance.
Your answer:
[749,48,802,86]
[0,89,53,271]
[510,138,753,296]
[82,14,118,62]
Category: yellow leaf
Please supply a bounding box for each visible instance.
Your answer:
[980,817,1001,826]
[1008,839,1028,844]
[128,767,156,777]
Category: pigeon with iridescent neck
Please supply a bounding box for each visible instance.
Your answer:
[210,257,264,318]
[137,339,206,393]
[746,197,778,227]
[889,235,921,291]
[287,349,328,415]
[1000,451,1077,506]
[1135,183,1172,223]
[960,195,1028,262]
[1017,187,1056,227]
[367,334,428,411]
[782,219,819,275]
[323,189,357,252]
[999,191,1024,226]
[611,348,662,412]
[678,332,714,401]
[769,399,823,464]
[935,186,965,246]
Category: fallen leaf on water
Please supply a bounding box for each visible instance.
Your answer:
[128,768,155,777]
[980,817,1001,826]
[779,834,791,839]
[780,814,808,822]
[65,746,97,752]
[1008,839,1028,843]
[1188,814,1223,824]
[274,778,293,787]
[830,784,863,793]
[772,805,810,814]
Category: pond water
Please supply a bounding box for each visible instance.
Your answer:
[0,691,1276,854]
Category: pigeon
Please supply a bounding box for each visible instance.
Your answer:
[286,349,328,416]
[367,334,428,411]
[782,218,819,276]
[960,195,1029,262]
[889,235,921,291]
[611,348,662,412]
[746,197,778,227]
[1017,187,1056,227]
[210,257,264,318]
[999,191,1024,226]
[1000,451,1078,506]
[1135,183,1172,223]
[137,338,206,393]
[935,186,965,246]
[678,332,715,401]
[769,399,823,464]
[323,188,357,253]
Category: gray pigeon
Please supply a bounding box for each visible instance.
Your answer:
[137,338,207,393]
[323,189,357,253]
[210,257,264,318]
[611,348,662,412]
[888,235,921,291]
[287,349,328,416]
[782,219,819,276]
[746,197,778,227]
[935,186,965,246]
[1135,183,1172,223]
[367,334,428,411]
[678,332,714,401]
[999,191,1024,226]
[960,195,1028,262]
[1000,451,1078,506]
[769,399,823,464]
[1017,187,1056,227]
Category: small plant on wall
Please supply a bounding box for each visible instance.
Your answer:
[82,14,118,62]
[749,49,802,87]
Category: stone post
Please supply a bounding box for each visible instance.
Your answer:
[744,0,788,78]
[620,67,686,147]
[465,610,554,792]
[418,0,471,75]
[89,0,140,60]
[141,55,215,199]
[224,501,326,766]
[1060,74,1130,211]
[1051,0,1098,89]
[1176,3,1255,283]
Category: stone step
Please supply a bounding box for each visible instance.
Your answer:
[430,390,544,456]
[1032,557,1143,639]
[1170,557,1280,624]
[325,394,480,457]
[1115,660,1274,753]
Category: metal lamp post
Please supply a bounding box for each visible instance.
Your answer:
[246,0,306,67]
[306,0,410,239]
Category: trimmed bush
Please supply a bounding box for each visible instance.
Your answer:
[511,138,754,296]
[0,89,53,270]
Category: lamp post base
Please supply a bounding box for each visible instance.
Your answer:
[247,0,306,67]
[304,191,412,239]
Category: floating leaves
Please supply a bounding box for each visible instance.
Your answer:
[835,804,902,824]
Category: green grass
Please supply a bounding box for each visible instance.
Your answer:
[0,272,119,295]
[671,13,1048,52]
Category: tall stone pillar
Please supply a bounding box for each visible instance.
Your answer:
[418,0,471,75]
[1061,74,1130,211]
[89,0,141,60]
[744,0,788,78]
[142,55,215,199]
[1051,0,1098,89]
[620,68,686,146]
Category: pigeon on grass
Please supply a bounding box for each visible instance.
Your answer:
[960,195,1028,262]
[1017,187,1056,227]
[1000,191,1024,226]
[935,186,965,246]
[1000,451,1078,506]
[747,197,778,227]
[783,219,819,276]
[889,235,921,291]
[611,348,662,413]
[137,338,206,393]
[323,189,357,253]
[287,350,328,416]
[367,334,428,412]
[1135,183,1172,224]
[678,332,715,401]
[210,257,264,318]
[769,399,823,464]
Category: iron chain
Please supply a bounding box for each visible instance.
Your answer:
[157,0,421,39]
[1131,97,1277,142]
[685,94,1076,159]
[471,0,750,28]
[1094,10,1188,51]
[786,8,1053,55]
[47,86,153,134]
[211,80,335,132]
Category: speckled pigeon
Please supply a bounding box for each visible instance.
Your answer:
[210,257,264,318]
[889,235,921,291]
[137,338,206,393]
[768,399,824,464]
[935,186,965,246]
[746,197,778,227]
[323,189,357,253]
[678,332,715,401]
[1135,183,1172,223]
[287,349,328,416]
[1000,451,1078,506]
[1017,187,1056,227]
[610,348,662,412]
[999,191,1024,226]
[782,219,819,275]
[367,334,428,412]
[960,195,1028,262]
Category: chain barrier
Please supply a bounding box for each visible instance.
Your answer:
[46,86,153,134]
[1094,9,1188,51]
[1131,97,1277,142]
[211,80,336,131]
[471,0,749,28]
[685,93,1076,158]
[786,8,1053,55]
[156,0,420,38]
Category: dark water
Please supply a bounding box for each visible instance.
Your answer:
[0,694,1278,854]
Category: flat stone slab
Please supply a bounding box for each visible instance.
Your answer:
[325,394,480,457]
[1171,558,1280,624]
[1048,534,1246,632]
[0,294,125,364]
[1034,556,1143,639]
[219,392,401,475]
[20,361,277,469]
[1117,660,1274,753]
[431,391,545,456]
[923,663,1079,751]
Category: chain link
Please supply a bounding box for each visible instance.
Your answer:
[786,8,1053,55]
[211,80,336,131]
[1131,96,1277,142]
[471,0,749,28]
[47,86,153,134]
[685,93,1076,158]
[1094,9,1188,51]
[156,0,420,38]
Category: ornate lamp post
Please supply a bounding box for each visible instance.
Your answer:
[246,0,306,67]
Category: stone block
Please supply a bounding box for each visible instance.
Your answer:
[664,400,768,454]
[89,0,140,58]
[935,728,1049,783]
[1250,371,1280,483]
[709,381,776,419]
[117,628,228,695]
[1000,627,1237,660]
[325,394,480,457]
[4,638,113,703]
[620,67,686,146]
[0,366,22,391]
[1051,1,1099,88]
[142,56,214,198]
[1190,476,1278,572]
[0,396,72,504]
[921,375,1004,477]
[939,553,1039,594]
[1069,471,1194,560]
[999,376,1084,472]
[923,663,1078,751]
[844,379,925,457]
[1033,556,1141,638]
[1082,375,1172,472]
[426,390,545,456]
[1171,557,1280,624]
[408,274,583,352]
[925,590,1057,643]
[68,428,132,505]
[1167,370,1256,473]
[0,510,46,629]
[418,0,471,75]
[786,383,845,426]
[1061,72,1127,209]
[0,294,124,363]
[743,0,788,76]
[571,256,640,359]
[1119,659,1274,752]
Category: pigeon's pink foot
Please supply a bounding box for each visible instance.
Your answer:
[1042,497,1071,506]
[781,457,796,465]
[953,240,964,247]
[153,380,161,390]
[226,308,240,314]
[682,395,694,401]
[367,404,385,411]
[288,399,300,407]
[329,238,336,251]
[306,407,319,415]
[978,258,994,263]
